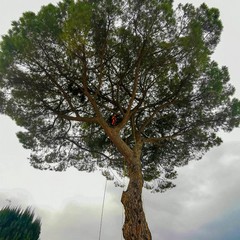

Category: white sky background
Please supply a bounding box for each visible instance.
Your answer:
[0,1,240,239]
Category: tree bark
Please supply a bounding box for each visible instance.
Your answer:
[121,144,152,240]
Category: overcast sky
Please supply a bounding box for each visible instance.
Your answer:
[0,1,240,239]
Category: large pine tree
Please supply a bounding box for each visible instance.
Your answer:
[0,0,239,239]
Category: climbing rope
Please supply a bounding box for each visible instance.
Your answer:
[121,173,127,240]
[99,165,127,240]
[121,190,124,240]
[98,178,108,240]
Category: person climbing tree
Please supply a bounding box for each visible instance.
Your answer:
[109,114,122,127]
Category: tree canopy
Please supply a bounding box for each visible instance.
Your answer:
[0,0,239,193]
[0,206,41,240]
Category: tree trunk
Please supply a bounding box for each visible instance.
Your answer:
[121,148,152,240]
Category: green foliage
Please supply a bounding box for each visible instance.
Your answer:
[0,0,239,192]
[62,1,93,49]
[0,206,41,240]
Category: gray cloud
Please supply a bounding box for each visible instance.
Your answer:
[38,197,123,240]
[0,188,35,208]
[184,206,240,240]
[143,141,240,239]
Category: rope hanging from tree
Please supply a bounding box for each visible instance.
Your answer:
[98,178,108,240]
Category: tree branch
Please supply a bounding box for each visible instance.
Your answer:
[139,99,177,132]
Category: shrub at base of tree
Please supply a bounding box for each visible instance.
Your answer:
[0,206,41,240]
